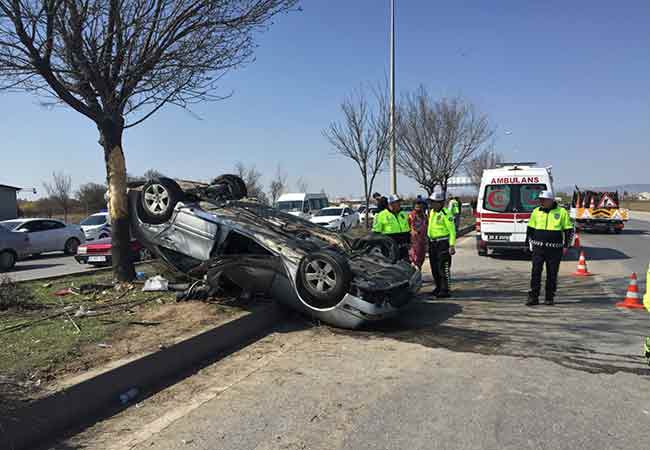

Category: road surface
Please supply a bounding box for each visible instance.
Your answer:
[8,253,97,282]
[50,230,650,450]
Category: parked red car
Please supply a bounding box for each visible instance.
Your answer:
[75,237,151,266]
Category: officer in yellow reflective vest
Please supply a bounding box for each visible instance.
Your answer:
[526,190,574,306]
[372,194,411,260]
[448,196,461,231]
[428,192,456,298]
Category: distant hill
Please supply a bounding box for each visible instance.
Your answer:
[558,184,650,194]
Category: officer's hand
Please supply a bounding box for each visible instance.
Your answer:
[449,246,456,255]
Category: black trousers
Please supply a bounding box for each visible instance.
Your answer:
[429,239,451,294]
[529,247,563,300]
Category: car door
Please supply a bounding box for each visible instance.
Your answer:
[44,220,68,251]
[17,220,48,254]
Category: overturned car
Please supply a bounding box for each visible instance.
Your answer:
[128,175,421,329]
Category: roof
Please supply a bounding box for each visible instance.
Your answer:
[0,183,21,191]
[277,193,328,202]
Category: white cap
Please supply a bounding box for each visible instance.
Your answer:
[539,190,555,200]
[387,194,401,203]
[429,192,445,202]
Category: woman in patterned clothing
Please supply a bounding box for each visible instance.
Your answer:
[408,200,428,269]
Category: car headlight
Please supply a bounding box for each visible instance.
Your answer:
[329,219,341,225]
[78,246,87,254]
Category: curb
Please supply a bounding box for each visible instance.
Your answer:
[14,259,155,284]
[1,303,285,450]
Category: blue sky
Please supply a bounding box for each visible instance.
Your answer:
[2,0,649,199]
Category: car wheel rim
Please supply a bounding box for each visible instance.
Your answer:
[305,260,337,293]
[67,240,79,253]
[144,184,170,215]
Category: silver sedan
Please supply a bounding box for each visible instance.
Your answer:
[0,223,30,271]
[0,218,85,258]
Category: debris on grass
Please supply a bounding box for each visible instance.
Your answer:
[142,275,169,292]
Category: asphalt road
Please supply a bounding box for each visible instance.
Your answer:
[55,228,650,450]
[8,253,97,282]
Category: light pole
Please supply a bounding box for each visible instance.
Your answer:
[389,0,397,195]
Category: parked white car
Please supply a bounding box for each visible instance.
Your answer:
[80,212,111,241]
[358,205,378,225]
[0,218,85,256]
[310,207,359,232]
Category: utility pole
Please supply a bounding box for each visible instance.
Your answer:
[389,0,397,195]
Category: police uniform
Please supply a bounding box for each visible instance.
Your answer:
[428,207,456,297]
[448,198,461,230]
[372,207,411,260]
[526,203,574,305]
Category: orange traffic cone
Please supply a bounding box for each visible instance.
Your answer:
[573,231,581,249]
[573,251,592,276]
[616,273,645,309]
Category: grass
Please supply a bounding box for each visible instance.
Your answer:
[0,263,175,385]
[621,200,650,213]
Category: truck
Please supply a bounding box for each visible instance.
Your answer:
[570,188,629,233]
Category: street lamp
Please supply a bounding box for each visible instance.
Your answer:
[389,0,397,195]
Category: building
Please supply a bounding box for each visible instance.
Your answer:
[0,184,21,220]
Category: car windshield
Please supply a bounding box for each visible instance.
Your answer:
[81,215,107,226]
[1,220,23,230]
[277,201,303,211]
[483,184,547,213]
[315,208,343,217]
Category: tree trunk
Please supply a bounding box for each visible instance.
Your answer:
[100,119,135,282]
[363,175,370,230]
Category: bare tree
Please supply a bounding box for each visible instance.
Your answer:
[143,169,165,180]
[295,177,309,193]
[43,171,73,222]
[397,86,494,196]
[323,84,390,229]
[76,182,107,215]
[0,0,298,280]
[465,150,503,187]
[268,164,287,205]
[235,161,268,205]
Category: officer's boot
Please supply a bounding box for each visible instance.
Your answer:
[526,292,539,306]
[544,296,555,306]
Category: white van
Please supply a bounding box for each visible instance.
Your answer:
[276,193,329,219]
[475,163,553,256]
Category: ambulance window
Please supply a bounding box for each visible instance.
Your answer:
[484,185,511,212]
[519,184,547,212]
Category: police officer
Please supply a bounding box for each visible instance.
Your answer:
[428,192,456,298]
[448,196,461,231]
[372,192,388,213]
[372,194,411,260]
[526,190,574,306]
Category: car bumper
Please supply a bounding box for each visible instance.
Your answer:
[75,254,111,265]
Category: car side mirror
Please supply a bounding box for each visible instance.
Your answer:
[16,228,28,233]
[344,212,349,216]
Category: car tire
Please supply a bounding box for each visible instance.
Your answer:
[64,238,80,255]
[0,250,16,271]
[139,177,184,225]
[298,250,352,310]
[211,174,247,200]
[339,223,346,233]
[351,235,399,264]
[138,248,152,262]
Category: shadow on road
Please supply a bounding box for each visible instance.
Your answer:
[334,272,649,377]
[564,246,630,261]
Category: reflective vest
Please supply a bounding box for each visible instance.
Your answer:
[372,209,410,235]
[428,208,456,245]
[527,205,573,247]
[448,199,460,216]
[528,206,572,232]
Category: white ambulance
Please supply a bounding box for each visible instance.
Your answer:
[475,163,554,256]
